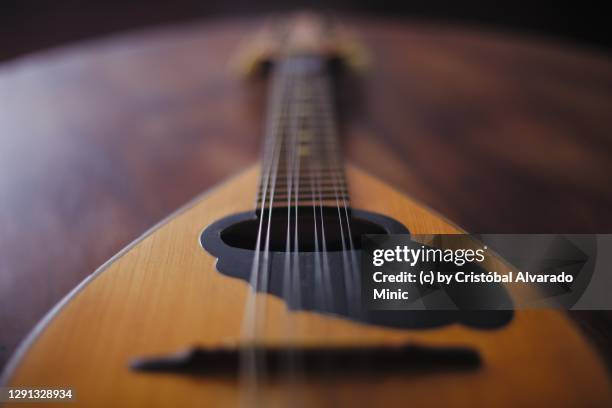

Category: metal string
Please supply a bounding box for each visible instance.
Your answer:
[313,67,342,408]
[318,73,360,316]
[240,56,355,406]
[240,60,292,407]
[281,58,306,408]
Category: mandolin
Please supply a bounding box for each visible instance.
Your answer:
[1,14,611,407]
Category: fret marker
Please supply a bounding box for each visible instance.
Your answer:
[298,130,312,142]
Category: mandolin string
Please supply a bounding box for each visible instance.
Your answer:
[243,57,351,403]
[256,62,289,347]
[239,75,277,406]
[283,58,301,312]
[258,59,313,400]
[308,74,334,352]
[320,72,360,317]
[291,66,303,309]
[243,54,287,334]
[240,60,290,407]
[306,65,328,313]
[318,69,343,402]
[282,59,306,406]
[317,120,334,313]
[309,54,359,408]
[313,71,347,316]
[241,69,280,338]
[316,73,353,317]
[313,62,342,407]
[282,61,295,312]
[281,61,294,406]
[310,89,325,313]
[318,67,336,316]
[309,126,339,406]
[291,69,302,310]
[251,66,289,400]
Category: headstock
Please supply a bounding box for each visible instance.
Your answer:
[231,13,368,77]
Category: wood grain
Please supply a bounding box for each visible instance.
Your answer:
[1,16,612,372]
[3,165,611,407]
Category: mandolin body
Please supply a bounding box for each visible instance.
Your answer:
[2,165,610,407]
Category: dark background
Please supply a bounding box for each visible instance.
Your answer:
[2,0,611,61]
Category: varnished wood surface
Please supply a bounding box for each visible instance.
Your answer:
[1,16,612,371]
[3,165,611,406]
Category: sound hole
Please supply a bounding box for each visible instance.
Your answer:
[200,208,513,329]
[220,206,386,252]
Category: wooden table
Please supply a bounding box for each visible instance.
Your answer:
[1,16,612,370]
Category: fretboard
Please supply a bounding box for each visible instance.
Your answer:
[256,55,348,210]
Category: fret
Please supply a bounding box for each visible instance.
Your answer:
[268,170,346,177]
[256,55,349,209]
[259,178,348,186]
[258,189,349,197]
[257,194,350,201]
